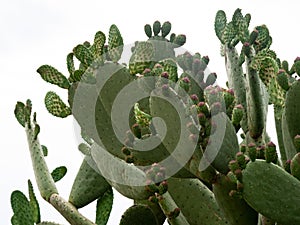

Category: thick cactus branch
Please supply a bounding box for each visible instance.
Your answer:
[157,192,189,225]
[224,45,248,132]
[49,194,96,225]
[245,49,267,140]
[25,122,58,201]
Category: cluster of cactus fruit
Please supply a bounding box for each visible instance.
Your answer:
[11,8,300,225]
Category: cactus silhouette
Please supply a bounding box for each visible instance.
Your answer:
[11,9,300,225]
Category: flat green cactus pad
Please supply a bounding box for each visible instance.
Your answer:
[282,80,300,158]
[242,160,300,224]
[119,205,159,225]
[68,157,111,208]
[168,178,228,225]
[11,191,34,225]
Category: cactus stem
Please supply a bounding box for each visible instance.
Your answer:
[25,124,58,201]
[49,193,96,225]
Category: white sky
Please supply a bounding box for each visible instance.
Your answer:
[1,1,300,224]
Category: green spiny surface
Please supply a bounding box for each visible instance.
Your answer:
[44,91,71,118]
[37,65,70,89]
[274,106,287,163]
[282,112,297,160]
[222,22,236,45]
[108,24,123,62]
[160,58,178,82]
[50,166,67,182]
[224,46,248,132]
[168,178,228,225]
[291,152,300,180]
[282,80,300,158]
[68,157,111,208]
[214,10,227,44]
[245,50,267,139]
[232,8,249,43]
[134,199,166,225]
[92,31,106,59]
[14,101,26,127]
[69,69,85,83]
[144,24,152,38]
[253,25,271,52]
[277,70,290,91]
[212,174,258,225]
[78,142,91,155]
[28,180,40,224]
[11,190,34,225]
[149,87,187,149]
[95,187,113,225]
[242,160,300,224]
[251,49,285,111]
[158,192,189,225]
[188,144,217,183]
[41,145,48,157]
[129,41,154,75]
[204,112,239,174]
[73,44,94,66]
[134,103,152,128]
[149,87,197,174]
[172,34,186,47]
[161,21,171,38]
[71,74,157,164]
[66,53,75,77]
[91,142,152,200]
[148,38,176,61]
[72,63,172,165]
[49,194,96,225]
[119,205,159,225]
[11,215,20,225]
[153,21,161,36]
[26,126,58,201]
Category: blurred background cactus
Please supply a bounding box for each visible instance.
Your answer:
[10,7,300,225]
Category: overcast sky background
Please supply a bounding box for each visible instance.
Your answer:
[1,1,300,224]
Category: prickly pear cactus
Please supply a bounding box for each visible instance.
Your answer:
[11,8,300,225]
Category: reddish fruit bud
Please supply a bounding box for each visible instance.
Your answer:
[168,208,181,219]
[294,57,300,63]
[248,143,256,162]
[197,113,206,126]
[236,152,247,169]
[161,71,169,79]
[182,76,190,83]
[227,89,234,96]
[158,180,168,194]
[256,145,265,159]
[229,160,240,172]
[190,94,199,104]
